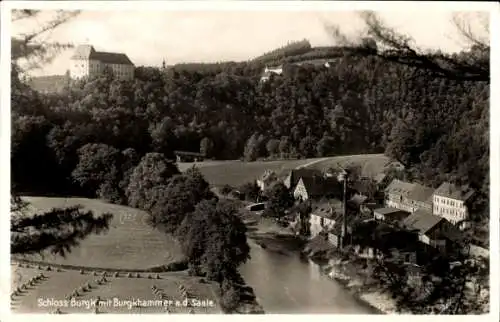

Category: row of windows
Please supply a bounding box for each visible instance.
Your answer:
[434,206,466,219]
[434,196,463,208]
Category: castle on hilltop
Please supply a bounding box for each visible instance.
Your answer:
[70,45,135,80]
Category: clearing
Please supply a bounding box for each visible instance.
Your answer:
[13,197,184,271]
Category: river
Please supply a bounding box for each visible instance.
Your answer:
[240,239,379,314]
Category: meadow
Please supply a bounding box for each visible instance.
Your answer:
[13,197,184,271]
[178,154,389,186]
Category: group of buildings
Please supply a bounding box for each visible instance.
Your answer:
[256,161,476,265]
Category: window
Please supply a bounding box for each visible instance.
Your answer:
[320,217,325,227]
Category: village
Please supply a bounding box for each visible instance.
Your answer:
[244,159,488,280]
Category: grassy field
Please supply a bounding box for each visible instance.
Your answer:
[13,197,184,271]
[303,154,389,178]
[178,154,389,186]
[11,263,221,314]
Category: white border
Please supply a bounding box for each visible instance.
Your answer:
[1,2,499,322]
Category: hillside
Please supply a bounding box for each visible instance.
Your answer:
[13,41,489,225]
[13,197,184,270]
[28,75,69,93]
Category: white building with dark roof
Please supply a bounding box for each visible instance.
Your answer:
[432,182,475,228]
[70,45,135,80]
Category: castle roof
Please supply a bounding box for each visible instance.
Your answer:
[71,45,134,65]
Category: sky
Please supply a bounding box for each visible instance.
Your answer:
[10,5,490,76]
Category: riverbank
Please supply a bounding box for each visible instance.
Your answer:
[242,214,395,314]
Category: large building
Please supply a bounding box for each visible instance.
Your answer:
[432,182,475,228]
[70,45,134,80]
[384,179,434,213]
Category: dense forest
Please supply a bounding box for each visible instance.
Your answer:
[12,44,489,221]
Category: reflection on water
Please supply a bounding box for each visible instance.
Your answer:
[240,240,377,314]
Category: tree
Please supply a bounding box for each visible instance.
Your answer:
[263,182,294,219]
[243,133,260,161]
[125,152,180,209]
[180,200,250,284]
[238,181,261,202]
[326,11,489,82]
[200,137,214,158]
[9,10,115,258]
[147,168,216,233]
[265,139,280,158]
[12,10,81,75]
[316,134,335,157]
[11,196,112,257]
[71,143,121,199]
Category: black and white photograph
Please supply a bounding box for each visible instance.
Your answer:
[2,0,498,317]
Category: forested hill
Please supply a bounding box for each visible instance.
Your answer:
[13,45,488,220]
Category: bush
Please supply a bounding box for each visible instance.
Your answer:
[220,282,240,313]
[220,184,233,196]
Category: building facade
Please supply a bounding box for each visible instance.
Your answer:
[70,45,134,80]
[433,182,475,228]
[384,179,434,213]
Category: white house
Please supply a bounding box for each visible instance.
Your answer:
[432,182,475,229]
[260,65,283,82]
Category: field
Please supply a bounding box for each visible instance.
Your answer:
[178,154,389,186]
[11,263,221,314]
[13,197,184,271]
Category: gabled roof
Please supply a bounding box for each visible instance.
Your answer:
[385,179,414,195]
[70,45,95,60]
[401,209,444,235]
[408,183,435,204]
[434,182,475,202]
[288,168,323,188]
[374,207,410,216]
[311,199,343,219]
[374,173,387,184]
[70,44,134,66]
[91,51,134,65]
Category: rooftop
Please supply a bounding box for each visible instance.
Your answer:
[408,183,435,203]
[385,179,414,195]
[434,182,475,201]
[401,209,444,235]
[311,199,343,219]
[174,151,204,157]
[374,207,410,216]
[71,45,134,66]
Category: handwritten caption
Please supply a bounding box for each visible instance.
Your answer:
[38,297,215,310]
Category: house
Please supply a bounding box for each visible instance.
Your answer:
[260,65,283,82]
[401,209,455,253]
[384,179,415,211]
[432,182,475,229]
[309,200,343,238]
[293,176,340,201]
[407,183,434,212]
[256,170,279,191]
[70,44,134,80]
[384,179,435,213]
[373,207,411,224]
[174,151,205,163]
[284,168,324,190]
